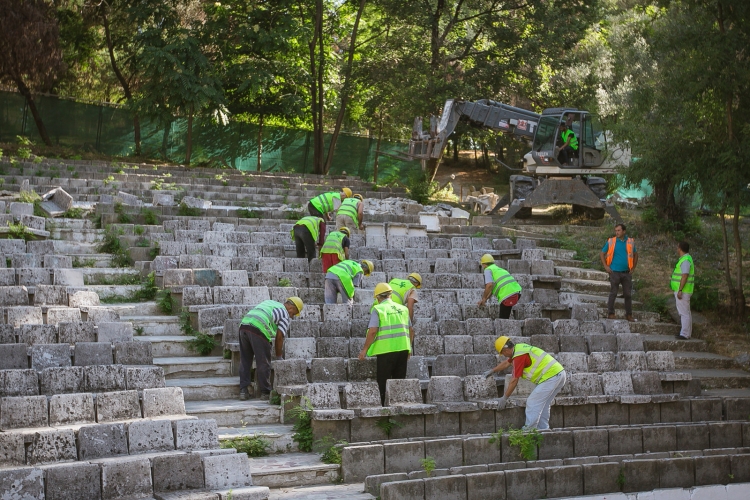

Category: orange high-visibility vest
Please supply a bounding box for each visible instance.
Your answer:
[605,237,635,270]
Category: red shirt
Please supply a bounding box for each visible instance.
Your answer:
[512,354,531,378]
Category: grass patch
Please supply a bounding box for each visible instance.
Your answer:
[221,435,272,457]
[141,209,158,225]
[72,257,97,268]
[237,208,259,218]
[6,222,33,241]
[177,203,202,217]
[62,207,85,218]
[96,226,132,268]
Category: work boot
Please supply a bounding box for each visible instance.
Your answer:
[607,314,616,319]
[239,388,250,401]
[626,315,635,322]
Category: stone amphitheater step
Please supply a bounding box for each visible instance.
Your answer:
[48,240,100,254]
[69,253,116,267]
[186,399,281,427]
[168,376,240,401]
[219,424,296,453]
[550,257,585,268]
[675,352,740,370]
[249,452,340,488]
[561,278,612,294]
[556,266,609,281]
[268,483,374,500]
[642,334,708,353]
[630,322,682,336]
[156,356,232,379]
[107,301,163,316]
[688,369,750,389]
[123,315,182,336]
[49,227,104,243]
[135,335,195,357]
[80,267,141,284]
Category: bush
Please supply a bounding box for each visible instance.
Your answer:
[178,203,201,216]
[221,435,271,457]
[142,209,158,225]
[692,275,720,312]
[6,222,32,241]
[406,171,438,205]
[97,226,132,267]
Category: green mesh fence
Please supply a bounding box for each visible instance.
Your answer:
[0,90,418,182]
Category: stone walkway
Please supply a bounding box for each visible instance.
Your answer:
[268,483,374,499]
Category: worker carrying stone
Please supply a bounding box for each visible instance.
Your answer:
[477,254,522,320]
[358,283,414,404]
[308,188,352,221]
[336,193,364,233]
[671,241,694,340]
[600,223,638,321]
[238,297,304,401]
[324,259,373,304]
[291,215,325,262]
[320,227,351,273]
[483,336,566,430]
[384,273,422,322]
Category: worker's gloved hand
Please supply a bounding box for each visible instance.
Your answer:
[482,370,494,379]
[496,396,507,409]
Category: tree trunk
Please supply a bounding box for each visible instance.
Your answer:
[257,114,264,172]
[372,111,383,183]
[185,105,193,165]
[653,180,678,221]
[15,78,51,146]
[732,199,745,318]
[323,0,366,174]
[453,139,458,161]
[103,11,141,156]
[718,206,737,311]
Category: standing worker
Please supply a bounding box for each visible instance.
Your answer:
[672,241,694,340]
[320,227,351,272]
[291,215,325,262]
[359,283,413,405]
[336,193,365,233]
[238,297,304,401]
[308,188,352,221]
[477,254,522,319]
[325,259,373,304]
[483,337,566,430]
[557,122,578,166]
[387,273,422,321]
[600,223,638,321]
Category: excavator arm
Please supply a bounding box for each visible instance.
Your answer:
[406,99,541,162]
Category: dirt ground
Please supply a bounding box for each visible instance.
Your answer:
[434,152,509,199]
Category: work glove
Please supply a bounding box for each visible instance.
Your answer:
[496,396,507,409]
[482,369,494,379]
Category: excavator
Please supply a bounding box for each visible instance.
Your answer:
[394,99,629,223]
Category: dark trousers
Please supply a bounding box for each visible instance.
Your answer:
[307,201,326,219]
[376,350,409,405]
[557,145,576,165]
[499,303,514,320]
[293,225,317,262]
[239,325,272,394]
[608,271,633,316]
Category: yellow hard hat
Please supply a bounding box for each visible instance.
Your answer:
[286,297,304,316]
[342,187,352,198]
[480,254,495,265]
[374,282,393,298]
[339,227,351,237]
[408,272,422,288]
[361,260,374,276]
[495,336,510,353]
[353,194,363,201]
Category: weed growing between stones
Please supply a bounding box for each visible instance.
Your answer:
[288,397,314,452]
[269,391,281,405]
[375,417,403,438]
[489,427,544,461]
[131,272,158,301]
[223,349,232,359]
[178,203,201,217]
[316,436,347,465]
[6,222,33,241]
[180,310,218,355]
[278,278,292,287]
[237,208,259,218]
[420,457,437,477]
[141,209,158,225]
[18,189,41,204]
[97,226,132,267]
[221,434,272,457]
[134,326,144,336]
[617,468,625,490]
[73,257,97,268]
[114,202,132,223]
[61,207,85,218]
[156,290,175,314]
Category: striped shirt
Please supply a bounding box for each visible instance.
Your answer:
[272,307,291,336]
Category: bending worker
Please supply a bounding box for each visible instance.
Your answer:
[477,254,522,319]
[291,215,325,262]
[324,259,373,304]
[320,227,351,273]
[308,188,352,221]
[386,273,422,322]
[359,283,413,405]
[483,336,566,430]
[238,297,304,401]
[336,193,365,233]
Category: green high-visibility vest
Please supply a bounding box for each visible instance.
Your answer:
[487,264,522,302]
[240,300,285,342]
[367,298,411,356]
[670,254,694,294]
[337,198,360,226]
[310,192,341,214]
[388,278,415,306]
[290,216,323,242]
[512,343,564,384]
[562,129,578,150]
[328,260,363,299]
[320,231,347,260]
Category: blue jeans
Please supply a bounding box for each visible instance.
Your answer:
[324,277,352,304]
[524,371,567,430]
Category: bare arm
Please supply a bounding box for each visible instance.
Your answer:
[359,326,378,360]
[344,246,349,260]
[408,325,414,359]
[406,297,416,322]
[477,282,493,306]
[503,377,520,398]
[274,330,284,358]
[600,251,611,273]
[678,273,689,299]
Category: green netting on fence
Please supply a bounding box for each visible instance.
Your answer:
[0,91,417,182]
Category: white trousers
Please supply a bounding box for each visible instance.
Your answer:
[524,370,567,430]
[675,291,692,338]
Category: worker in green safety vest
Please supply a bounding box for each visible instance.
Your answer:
[477,254,522,320]
[291,216,326,262]
[557,122,578,166]
[672,241,695,340]
[484,336,566,430]
[324,259,373,304]
[336,193,364,233]
[308,188,352,221]
[387,273,422,322]
[359,282,414,404]
[320,227,351,273]
[238,297,304,401]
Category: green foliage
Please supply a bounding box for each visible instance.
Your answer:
[316,437,347,465]
[269,391,281,405]
[132,272,158,301]
[692,275,719,312]
[180,310,217,355]
[221,435,272,457]
[177,203,202,217]
[288,397,314,452]
[375,417,403,439]
[72,257,96,268]
[62,207,85,219]
[420,457,437,477]
[237,208,259,219]
[103,175,115,187]
[141,209,158,225]
[96,226,132,268]
[134,225,145,236]
[6,222,32,241]
[134,326,144,336]
[285,212,300,220]
[33,201,46,218]
[617,468,626,490]
[406,171,438,205]
[223,349,231,359]
[16,136,33,146]
[114,202,132,224]
[641,205,701,243]
[33,156,43,164]
[18,190,41,203]
[489,427,543,461]
[277,278,292,287]
[17,148,31,160]
[156,290,175,314]
[641,292,670,320]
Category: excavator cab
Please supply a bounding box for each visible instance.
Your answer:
[529,109,605,171]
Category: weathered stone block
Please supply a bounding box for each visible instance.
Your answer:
[44,462,101,500]
[84,364,126,392]
[504,468,546,500]
[380,479,424,500]
[0,395,47,429]
[74,342,113,366]
[0,344,28,370]
[424,475,467,499]
[143,387,185,417]
[658,456,695,489]
[343,445,384,482]
[384,441,424,474]
[97,322,134,343]
[96,390,141,422]
[100,457,153,500]
[433,355,467,378]
[310,358,346,383]
[601,371,634,395]
[153,453,205,491]
[621,459,659,493]
[174,419,219,450]
[0,468,44,499]
[17,323,54,344]
[617,333,644,351]
[126,366,165,392]
[27,429,77,464]
[58,321,97,344]
[49,393,95,425]
[202,453,253,489]
[582,462,620,495]
[30,343,70,370]
[128,418,175,454]
[77,422,128,459]
[33,285,68,306]
[588,352,616,373]
[608,427,643,455]
[40,366,84,395]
